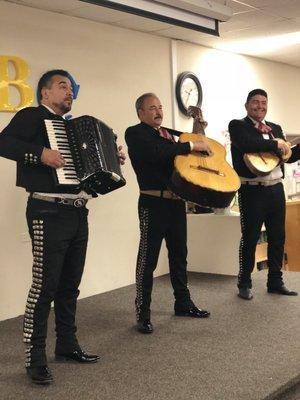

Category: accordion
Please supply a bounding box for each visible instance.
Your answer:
[44,115,126,194]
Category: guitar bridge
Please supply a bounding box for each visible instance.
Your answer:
[190,165,225,177]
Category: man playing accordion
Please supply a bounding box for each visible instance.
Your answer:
[0,69,125,385]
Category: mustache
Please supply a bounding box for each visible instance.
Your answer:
[154,115,162,119]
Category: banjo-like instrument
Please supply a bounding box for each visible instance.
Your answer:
[243,139,292,176]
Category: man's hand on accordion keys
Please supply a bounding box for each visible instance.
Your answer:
[118,145,126,165]
[41,148,66,169]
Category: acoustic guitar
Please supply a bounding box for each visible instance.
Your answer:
[243,139,292,176]
[170,106,240,208]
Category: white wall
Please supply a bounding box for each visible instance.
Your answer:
[174,41,300,139]
[1,1,300,320]
[0,1,173,320]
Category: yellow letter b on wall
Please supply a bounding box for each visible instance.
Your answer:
[0,55,34,112]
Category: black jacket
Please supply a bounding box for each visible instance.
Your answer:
[229,116,300,178]
[0,105,81,194]
[125,122,190,190]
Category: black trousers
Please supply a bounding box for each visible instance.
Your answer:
[237,183,285,289]
[135,194,192,321]
[24,198,89,367]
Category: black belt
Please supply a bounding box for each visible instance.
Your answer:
[30,193,88,208]
[140,190,181,200]
[241,179,282,187]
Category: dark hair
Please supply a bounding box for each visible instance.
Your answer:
[135,92,157,115]
[37,69,70,104]
[246,89,268,103]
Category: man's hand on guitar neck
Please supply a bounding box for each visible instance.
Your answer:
[192,140,213,156]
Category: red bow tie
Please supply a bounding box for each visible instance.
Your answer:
[256,122,272,134]
[158,127,174,142]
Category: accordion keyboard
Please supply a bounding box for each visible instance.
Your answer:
[44,119,80,185]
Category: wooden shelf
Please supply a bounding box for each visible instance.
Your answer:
[285,201,300,271]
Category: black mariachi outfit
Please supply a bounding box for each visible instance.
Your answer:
[125,122,194,321]
[0,105,89,367]
[229,116,300,290]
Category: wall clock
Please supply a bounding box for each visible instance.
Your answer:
[175,71,202,116]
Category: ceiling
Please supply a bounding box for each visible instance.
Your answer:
[3,0,300,67]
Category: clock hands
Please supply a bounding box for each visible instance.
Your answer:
[183,87,198,106]
[184,88,192,106]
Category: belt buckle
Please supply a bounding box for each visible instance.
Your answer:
[56,198,69,205]
[73,198,86,208]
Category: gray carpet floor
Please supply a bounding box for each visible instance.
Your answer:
[0,271,299,400]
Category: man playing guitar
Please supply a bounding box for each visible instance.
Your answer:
[229,88,300,300]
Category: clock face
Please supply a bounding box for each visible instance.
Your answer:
[176,72,202,116]
[180,77,199,109]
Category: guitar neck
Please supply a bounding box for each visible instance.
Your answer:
[193,118,206,136]
[290,136,300,145]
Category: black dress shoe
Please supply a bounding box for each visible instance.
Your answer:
[55,349,100,363]
[137,319,153,334]
[175,306,210,318]
[26,365,53,385]
[267,286,298,296]
[238,287,253,300]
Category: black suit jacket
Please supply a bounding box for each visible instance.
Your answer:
[0,105,81,194]
[125,122,190,190]
[229,116,300,178]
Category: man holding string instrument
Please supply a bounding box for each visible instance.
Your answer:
[229,88,300,300]
[125,92,212,334]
